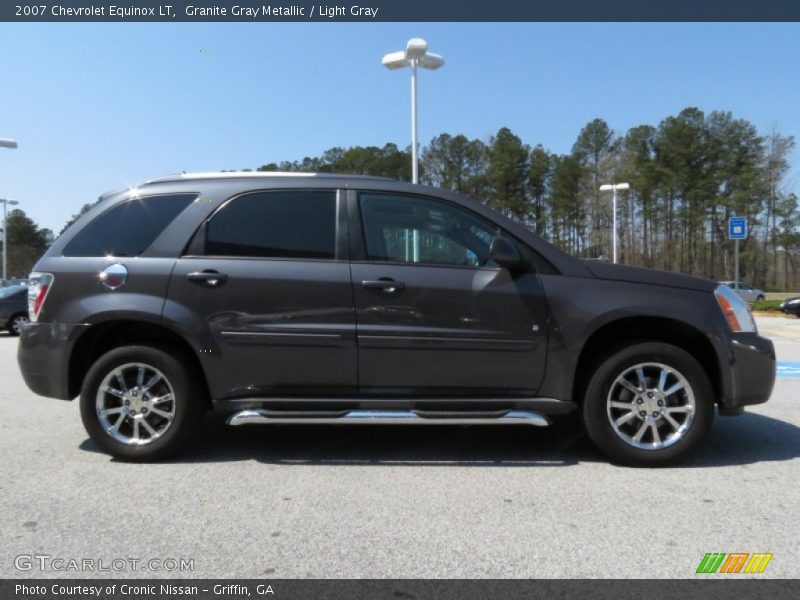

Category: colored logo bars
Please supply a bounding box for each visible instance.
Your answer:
[696,552,773,574]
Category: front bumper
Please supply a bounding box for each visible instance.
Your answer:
[722,333,776,409]
[17,322,89,400]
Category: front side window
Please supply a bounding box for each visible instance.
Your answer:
[63,194,196,257]
[359,193,499,268]
[204,191,336,259]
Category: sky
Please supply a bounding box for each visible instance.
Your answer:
[0,22,798,233]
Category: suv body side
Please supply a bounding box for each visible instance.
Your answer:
[19,176,774,417]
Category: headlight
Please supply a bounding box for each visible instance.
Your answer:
[714,284,756,333]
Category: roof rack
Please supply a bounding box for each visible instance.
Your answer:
[145,171,395,184]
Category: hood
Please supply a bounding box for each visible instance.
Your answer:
[584,261,716,292]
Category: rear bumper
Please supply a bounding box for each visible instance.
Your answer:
[722,333,776,409]
[17,322,89,400]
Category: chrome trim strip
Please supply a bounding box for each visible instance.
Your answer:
[357,335,536,351]
[221,331,342,339]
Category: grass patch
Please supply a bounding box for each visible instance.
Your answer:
[752,299,784,312]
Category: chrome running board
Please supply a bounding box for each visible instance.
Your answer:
[227,409,550,427]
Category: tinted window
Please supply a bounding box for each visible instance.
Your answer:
[359,193,499,267]
[204,191,336,259]
[63,194,196,257]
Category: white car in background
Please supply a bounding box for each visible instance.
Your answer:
[719,281,766,303]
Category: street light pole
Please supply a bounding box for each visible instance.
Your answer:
[382,38,444,185]
[599,182,630,264]
[1,138,19,282]
[410,60,418,183]
[612,187,618,264]
[0,199,19,281]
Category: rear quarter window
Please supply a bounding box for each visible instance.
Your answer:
[63,194,196,257]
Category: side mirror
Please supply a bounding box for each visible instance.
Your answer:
[489,236,527,273]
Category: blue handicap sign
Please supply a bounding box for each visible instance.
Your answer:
[776,361,800,379]
[729,217,747,240]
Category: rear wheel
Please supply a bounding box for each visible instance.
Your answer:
[582,342,714,466]
[757,295,765,302]
[7,313,29,336]
[80,346,205,461]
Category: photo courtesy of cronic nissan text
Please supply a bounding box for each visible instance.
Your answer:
[0,1,798,599]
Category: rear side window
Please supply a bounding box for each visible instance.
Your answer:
[204,191,336,259]
[63,194,196,257]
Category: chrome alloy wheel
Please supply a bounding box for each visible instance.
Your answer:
[95,363,176,446]
[606,362,695,450]
[10,314,29,334]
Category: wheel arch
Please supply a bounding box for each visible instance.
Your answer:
[573,316,722,407]
[68,319,210,407]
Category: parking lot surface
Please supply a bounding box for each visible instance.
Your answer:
[1,316,798,579]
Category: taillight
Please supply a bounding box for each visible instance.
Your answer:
[28,272,54,323]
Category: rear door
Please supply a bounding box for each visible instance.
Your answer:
[166,189,357,400]
[349,191,548,396]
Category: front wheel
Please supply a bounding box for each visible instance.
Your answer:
[582,342,714,467]
[80,346,206,461]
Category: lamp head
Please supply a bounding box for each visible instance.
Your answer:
[405,38,428,59]
[600,183,630,192]
[382,50,411,70]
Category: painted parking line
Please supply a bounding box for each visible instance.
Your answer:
[776,361,800,378]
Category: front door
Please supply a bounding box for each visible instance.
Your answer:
[166,189,357,400]
[350,192,548,396]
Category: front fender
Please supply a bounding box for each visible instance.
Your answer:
[538,275,731,401]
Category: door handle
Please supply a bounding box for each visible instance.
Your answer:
[187,270,228,288]
[362,279,405,294]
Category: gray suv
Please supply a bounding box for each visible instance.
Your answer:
[18,173,776,465]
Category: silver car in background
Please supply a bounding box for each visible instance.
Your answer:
[719,281,766,303]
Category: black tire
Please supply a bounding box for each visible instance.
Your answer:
[582,342,714,467]
[757,295,765,302]
[6,313,29,336]
[80,345,206,461]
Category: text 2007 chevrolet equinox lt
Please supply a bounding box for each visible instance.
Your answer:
[17,173,776,465]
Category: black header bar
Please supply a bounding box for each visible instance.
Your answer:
[3,579,800,600]
[3,1,800,22]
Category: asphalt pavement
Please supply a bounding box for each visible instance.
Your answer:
[0,317,798,579]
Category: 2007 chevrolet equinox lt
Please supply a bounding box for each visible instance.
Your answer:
[17,172,776,465]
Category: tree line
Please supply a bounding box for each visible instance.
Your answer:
[2,106,797,290]
[0,210,52,281]
[259,107,798,291]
